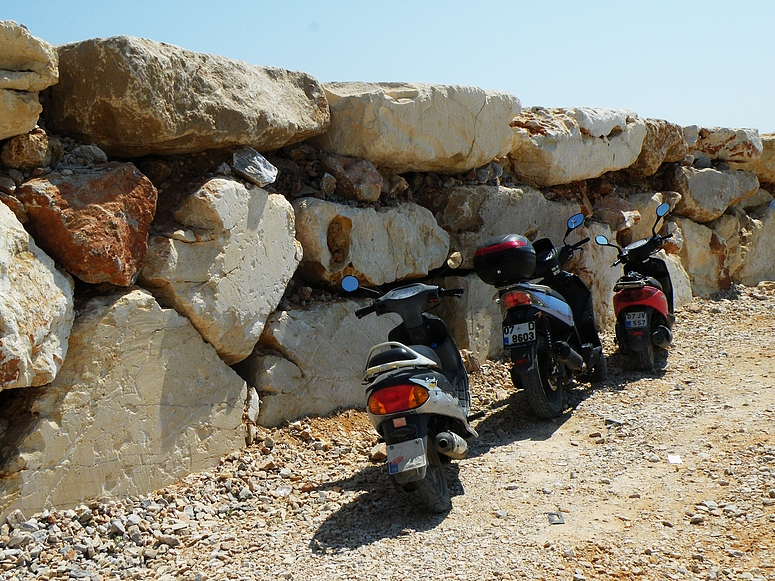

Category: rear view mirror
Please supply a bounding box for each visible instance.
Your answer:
[341,275,359,293]
[567,213,585,230]
[595,235,610,246]
[446,251,462,270]
[656,202,670,217]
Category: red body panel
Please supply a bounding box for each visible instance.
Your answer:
[613,286,669,319]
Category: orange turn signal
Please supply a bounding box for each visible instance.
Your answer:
[368,384,430,415]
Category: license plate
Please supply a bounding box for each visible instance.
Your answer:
[503,321,536,347]
[387,438,426,474]
[625,311,648,328]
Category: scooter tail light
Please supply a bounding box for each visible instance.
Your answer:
[614,286,659,309]
[501,290,532,310]
[368,384,430,415]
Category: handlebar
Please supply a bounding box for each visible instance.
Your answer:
[354,305,376,319]
[441,287,464,297]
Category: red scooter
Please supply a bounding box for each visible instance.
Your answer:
[595,202,675,371]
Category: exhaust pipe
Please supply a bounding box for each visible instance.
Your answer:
[434,431,468,460]
[651,325,672,349]
[552,341,584,371]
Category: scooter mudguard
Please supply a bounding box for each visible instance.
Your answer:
[621,309,652,351]
[379,414,431,484]
[510,343,536,374]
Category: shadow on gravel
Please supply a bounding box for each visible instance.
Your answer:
[310,463,462,552]
[466,387,571,459]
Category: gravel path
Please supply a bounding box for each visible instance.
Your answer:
[2,283,774,581]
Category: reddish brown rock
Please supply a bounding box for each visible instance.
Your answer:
[15,162,157,285]
[1,127,62,170]
[627,119,688,177]
[592,196,639,233]
[321,154,382,202]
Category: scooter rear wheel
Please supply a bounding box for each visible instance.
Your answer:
[413,441,451,513]
[521,348,565,418]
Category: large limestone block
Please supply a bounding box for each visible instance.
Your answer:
[708,213,743,278]
[663,252,694,309]
[293,197,449,287]
[674,217,729,296]
[251,300,402,427]
[0,203,74,390]
[436,274,503,362]
[16,162,157,286]
[624,191,682,244]
[683,125,762,162]
[0,21,58,141]
[567,221,620,331]
[729,133,775,186]
[627,119,688,177]
[733,203,775,286]
[309,82,521,174]
[508,107,647,187]
[669,166,759,223]
[0,289,247,518]
[425,184,579,267]
[0,90,42,141]
[140,178,302,365]
[43,36,329,157]
[0,21,58,91]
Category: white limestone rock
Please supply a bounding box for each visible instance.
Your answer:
[733,203,775,286]
[0,203,74,390]
[729,133,775,185]
[508,107,647,187]
[140,178,302,365]
[0,288,247,517]
[663,252,694,309]
[0,21,58,140]
[427,184,580,268]
[251,300,401,427]
[44,36,329,157]
[669,166,759,223]
[309,82,521,174]
[293,197,449,287]
[436,273,503,362]
[683,125,762,162]
[673,217,728,296]
[624,191,682,244]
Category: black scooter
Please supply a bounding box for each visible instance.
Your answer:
[473,214,606,418]
[342,275,478,513]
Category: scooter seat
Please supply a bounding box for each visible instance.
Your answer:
[616,272,663,292]
[367,345,442,368]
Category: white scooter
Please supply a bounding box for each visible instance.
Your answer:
[342,275,478,513]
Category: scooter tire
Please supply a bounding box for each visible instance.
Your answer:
[521,351,564,418]
[413,441,451,514]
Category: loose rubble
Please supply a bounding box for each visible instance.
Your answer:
[2,283,774,580]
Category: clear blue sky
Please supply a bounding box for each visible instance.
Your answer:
[5,0,775,133]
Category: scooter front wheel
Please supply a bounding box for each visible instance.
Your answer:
[521,349,565,418]
[413,440,451,513]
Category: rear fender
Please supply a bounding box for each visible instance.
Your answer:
[510,343,536,374]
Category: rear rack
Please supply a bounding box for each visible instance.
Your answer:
[362,342,440,381]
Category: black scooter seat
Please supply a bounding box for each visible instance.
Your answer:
[616,272,663,292]
[367,345,442,368]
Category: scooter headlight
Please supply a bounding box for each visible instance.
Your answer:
[368,384,430,415]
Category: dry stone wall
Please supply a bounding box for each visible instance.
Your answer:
[1,19,775,519]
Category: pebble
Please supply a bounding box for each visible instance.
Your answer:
[2,288,774,580]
